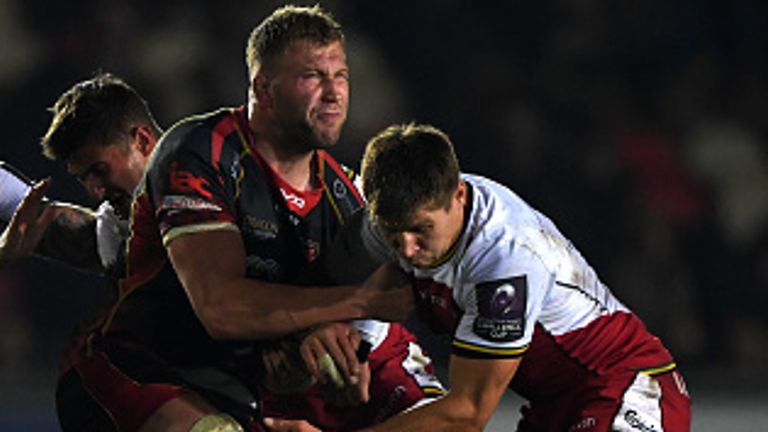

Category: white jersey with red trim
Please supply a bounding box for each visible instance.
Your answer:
[364,174,674,397]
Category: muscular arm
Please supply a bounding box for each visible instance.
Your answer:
[167,228,411,340]
[0,179,101,272]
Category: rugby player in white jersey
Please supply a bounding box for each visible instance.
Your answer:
[266,123,691,432]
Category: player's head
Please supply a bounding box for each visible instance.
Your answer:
[41,72,161,217]
[362,123,467,268]
[246,5,348,151]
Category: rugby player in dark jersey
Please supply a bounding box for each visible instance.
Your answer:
[6,6,443,432]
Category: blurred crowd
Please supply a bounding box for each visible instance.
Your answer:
[1,0,767,391]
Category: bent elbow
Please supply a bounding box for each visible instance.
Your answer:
[190,297,250,340]
[186,285,248,340]
[455,416,488,432]
[197,308,237,340]
[446,399,493,432]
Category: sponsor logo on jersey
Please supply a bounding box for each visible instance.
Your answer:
[305,238,320,262]
[569,416,597,431]
[623,410,658,432]
[332,178,347,199]
[169,161,213,200]
[161,195,222,212]
[242,215,278,239]
[280,187,306,209]
[473,276,527,342]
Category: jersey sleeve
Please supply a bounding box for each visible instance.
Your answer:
[451,237,551,360]
[146,124,238,246]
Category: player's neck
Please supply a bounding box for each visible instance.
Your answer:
[442,183,474,264]
[248,116,317,191]
[256,142,316,191]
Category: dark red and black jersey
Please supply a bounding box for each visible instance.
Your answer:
[101,107,364,366]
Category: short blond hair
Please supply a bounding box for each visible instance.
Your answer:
[245,4,343,79]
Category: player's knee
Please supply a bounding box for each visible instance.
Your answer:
[189,413,244,432]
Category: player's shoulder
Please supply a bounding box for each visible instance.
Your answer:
[461,174,551,278]
[159,108,236,153]
[318,150,364,201]
[319,150,357,180]
[464,174,535,243]
[147,108,242,176]
[464,175,534,218]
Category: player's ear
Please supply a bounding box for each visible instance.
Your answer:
[253,72,272,108]
[132,126,155,157]
[455,180,467,206]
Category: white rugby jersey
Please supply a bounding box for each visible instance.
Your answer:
[361,174,674,398]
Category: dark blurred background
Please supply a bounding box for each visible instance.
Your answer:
[1,0,767,430]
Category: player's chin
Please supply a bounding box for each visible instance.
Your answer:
[409,257,436,269]
[314,114,344,139]
[312,128,342,149]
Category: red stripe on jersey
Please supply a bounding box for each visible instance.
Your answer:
[319,150,364,204]
[245,146,325,217]
[211,115,236,168]
[75,351,186,432]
